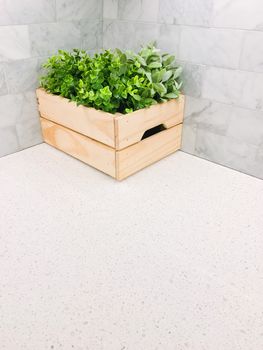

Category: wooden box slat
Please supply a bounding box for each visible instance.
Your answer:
[37,89,185,180]
[40,117,116,177]
[37,89,116,148]
[41,117,182,180]
[37,88,184,150]
[115,95,184,150]
[116,124,182,180]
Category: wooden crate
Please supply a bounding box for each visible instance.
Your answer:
[37,88,184,180]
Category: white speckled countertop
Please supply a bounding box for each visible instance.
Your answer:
[0,144,263,350]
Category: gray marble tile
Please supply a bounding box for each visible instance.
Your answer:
[0,91,38,125]
[29,22,81,57]
[254,145,263,178]
[0,63,8,96]
[250,161,263,179]
[103,0,118,19]
[181,123,197,154]
[56,0,102,21]
[103,20,159,51]
[19,91,39,122]
[178,61,206,98]
[202,67,240,105]
[103,20,128,49]
[0,26,31,61]
[202,67,263,111]
[158,0,213,26]
[240,31,263,73]
[249,145,263,178]
[80,20,103,51]
[15,91,42,149]
[227,108,263,147]
[157,24,180,53]
[0,126,19,157]
[0,92,41,155]
[195,129,259,176]
[5,58,40,94]
[256,145,263,163]
[16,118,42,149]
[212,0,263,30]
[0,0,55,25]
[180,26,243,69]
[119,0,159,22]
[238,72,263,111]
[184,96,232,136]
[0,94,23,128]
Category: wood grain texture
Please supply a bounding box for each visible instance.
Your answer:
[37,88,116,148]
[37,89,184,150]
[116,124,183,180]
[115,95,185,150]
[38,90,184,180]
[40,117,116,177]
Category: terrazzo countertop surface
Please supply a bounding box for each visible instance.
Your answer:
[0,144,263,350]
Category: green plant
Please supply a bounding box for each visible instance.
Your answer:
[40,43,182,114]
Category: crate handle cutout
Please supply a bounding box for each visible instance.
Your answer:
[141,124,167,140]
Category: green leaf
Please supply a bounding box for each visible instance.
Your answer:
[99,86,112,100]
[173,66,183,79]
[144,98,157,105]
[136,55,147,66]
[141,88,151,98]
[119,53,127,64]
[137,67,145,74]
[151,71,159,83]
[132,94,141,101]
[148,62,162,69]
[145,71,152,82]
[163,55,175,66]
[119,64,127,75]
[147,54,161,64]
[164,92,179,99]
[162,70,173,82]
[153,83,167,96]
[177,81,183,89]
[125,108,133,113]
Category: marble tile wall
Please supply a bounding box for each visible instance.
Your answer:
[102,0,263,179]
[1,0,262,180]
[0,0,103,157]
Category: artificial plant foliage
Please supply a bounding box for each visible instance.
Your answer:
[40,43,183,114]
